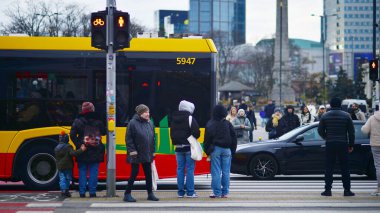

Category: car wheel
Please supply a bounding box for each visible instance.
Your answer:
[250,154,278,180]
[19,146,59,190]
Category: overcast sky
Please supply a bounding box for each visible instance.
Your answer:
[0,0,323,45]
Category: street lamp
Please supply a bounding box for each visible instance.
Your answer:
[35,13,61,36]
[311,13,337,105]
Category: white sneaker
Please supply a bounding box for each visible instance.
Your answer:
[177,195,184,198]
[185,194,198,198]
[371,187,380,196]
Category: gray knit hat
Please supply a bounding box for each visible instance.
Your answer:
[135,104,149,115]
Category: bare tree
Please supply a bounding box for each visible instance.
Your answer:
[1,0,49,36]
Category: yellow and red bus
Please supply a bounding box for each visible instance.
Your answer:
[0,36,217,189]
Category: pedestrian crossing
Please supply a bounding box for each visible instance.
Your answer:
[0,202,61,213]
[156,174,378,193]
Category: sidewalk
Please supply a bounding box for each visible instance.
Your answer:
[66,190,380,203]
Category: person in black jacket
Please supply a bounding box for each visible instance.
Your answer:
[123,104,159,202]
[246,104,257,142]
[204,105,237,198]
[170,100,200,198]
[318,97,355,197]
[282,105,300,134]
[265,108,285,139]
[70,102,106,198]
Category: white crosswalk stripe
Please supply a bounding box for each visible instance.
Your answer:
[155,174,378,192]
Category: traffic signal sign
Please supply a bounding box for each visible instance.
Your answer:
[369,59,379,81]
[114,11,130,51]
[91,11,107,50]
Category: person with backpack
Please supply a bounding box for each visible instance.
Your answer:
[204,105,237,198]
[170,100,200,198]
[123,104,159,202]
[70,102,106,198]
[55,131,86,198]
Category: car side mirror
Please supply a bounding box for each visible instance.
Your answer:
[294,135,304,143]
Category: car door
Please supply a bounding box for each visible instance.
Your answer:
[284,126,325,173]
[347,123,371,173]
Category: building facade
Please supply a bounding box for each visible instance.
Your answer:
[325,0,380,80]
[154,10,189,37]
[189,0,246,46]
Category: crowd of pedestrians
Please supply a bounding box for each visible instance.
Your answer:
[53,97,380,202]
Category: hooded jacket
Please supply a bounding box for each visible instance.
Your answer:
[70,112,106,163]
[126,114,156,163]
[55,134,84,171]
[231,109,251,143]
[361,111,380,146]
[203,105,237,155]
[282,105,300,133]
[170,100,200,152]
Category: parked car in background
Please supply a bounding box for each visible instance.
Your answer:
[231,121,375,180]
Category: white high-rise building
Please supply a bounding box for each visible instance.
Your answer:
[325,0,379,80]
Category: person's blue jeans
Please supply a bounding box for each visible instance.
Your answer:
[210,146,231,197]
[58,169,72,192]
[78,162,99,195]
[176,151,195,196]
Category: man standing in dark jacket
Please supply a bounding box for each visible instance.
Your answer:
[318,97,355,197]
[204,105,237,198]
[70,102,106,198]
[124,104,159,202]
[281,105,300,134]
[264,100,275,124]
[170,100,200,198]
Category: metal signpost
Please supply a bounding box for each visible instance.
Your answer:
[106,0,116,197]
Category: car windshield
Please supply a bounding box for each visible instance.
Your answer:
[275,124,313,140]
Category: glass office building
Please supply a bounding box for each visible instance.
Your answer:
[189,0,246,46]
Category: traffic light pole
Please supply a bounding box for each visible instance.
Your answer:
[106,0,116,197]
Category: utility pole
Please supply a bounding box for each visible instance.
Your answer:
[372,0,377,113]
[279,0,283,107]
[106,0,116,197]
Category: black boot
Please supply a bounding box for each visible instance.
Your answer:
[321,190,332,196]
[64,189,71,197]
[344,190,355,196]
[123,193,136,202]
[147,192,159,201]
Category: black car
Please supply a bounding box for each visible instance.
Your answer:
[231,121,375,180]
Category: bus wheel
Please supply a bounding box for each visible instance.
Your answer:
[20,146,59,190]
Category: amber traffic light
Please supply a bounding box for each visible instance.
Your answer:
[91,11,107,50]
[370,59,379,81]
[114,11,130,51]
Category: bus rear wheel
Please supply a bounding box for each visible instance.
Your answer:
[20,146,59,190]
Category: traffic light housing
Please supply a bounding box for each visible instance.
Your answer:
[91,11,107,50]
[114,11,130,51]
[370,59,379,81]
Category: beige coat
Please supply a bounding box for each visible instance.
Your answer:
[361,111,380,147]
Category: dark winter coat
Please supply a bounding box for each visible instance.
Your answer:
[264,103,275,119]
[204,105,237,155]
[170,111,200,152]
[281,106,300,134]
[265,116,286,139]
[125,114,156,164]
[246,109,257,127]
[70,112,106,163]
[55,142,83,171]
[317,108,355,147]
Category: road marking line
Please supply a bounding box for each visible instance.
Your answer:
[90,202,380,208]
[17,211,54,213]
[26,203,62,207]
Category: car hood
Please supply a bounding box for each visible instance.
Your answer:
[236,139,283,152]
